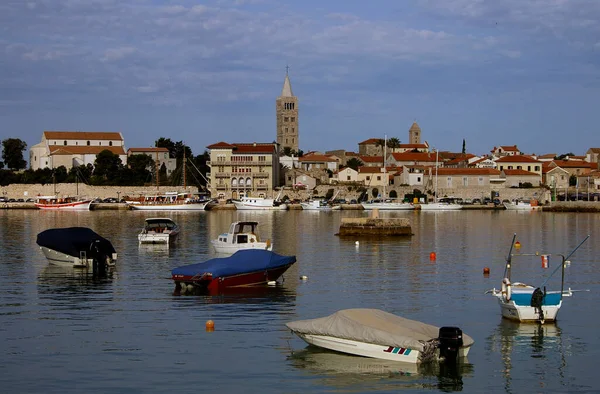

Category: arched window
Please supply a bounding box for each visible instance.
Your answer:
[87,141,90,146]
[63,140,67,145]
[246,178,252,186]
[239,177,245,188]
[232,178,238,187]
[109,141,113,146]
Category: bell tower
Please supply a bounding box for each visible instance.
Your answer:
[409,121,421,144]
[276,67,299,153]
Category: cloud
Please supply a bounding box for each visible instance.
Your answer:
[102,47,136,62]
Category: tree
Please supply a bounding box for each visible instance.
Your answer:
[557,153,574,160]
[462,139,466,154]
[127,154,154,185]
[155,137,176,157]
[569,174,577,187]
[387,137,401,152]
[346,157,363,171]
[2,138,27,170]
[93,150,123,184]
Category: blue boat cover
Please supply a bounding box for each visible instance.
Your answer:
[36,227,116,258]
[172,249,296,278]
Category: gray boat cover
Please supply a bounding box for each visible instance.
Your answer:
[286,308,474,352]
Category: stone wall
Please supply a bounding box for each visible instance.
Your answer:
[0,184,199,200]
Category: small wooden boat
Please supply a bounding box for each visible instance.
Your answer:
[34,195,91,210]
[211,221,272,254]
[172,249,296,295]
[487,233,590,323]
[36,227,117,271]
[286,309,473,364]
[138,218,180,245]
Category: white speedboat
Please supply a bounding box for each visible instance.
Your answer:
[36,227,117,269]
[487,233,589,323]
[232,196,287,210]
[138,218,180,245]
[361,199,414,211]
[129,192,212,211]
[503,199,540,211]
[286,309,474,364]
[211,221,272,254]
[419,201,462,211]
[301,200,337,211]
[35,195,91,211]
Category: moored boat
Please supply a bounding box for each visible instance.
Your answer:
[361,199,414,211]
[286,309,473,364]
[211,221,272,254]
[138,218,180,245]
[503,199,541,211]
[486,233,590,323]
[172,249,296,295]
[34,195,91,210]
[129,192,212,211]
[232,196,287,210]
[36,227,117,270]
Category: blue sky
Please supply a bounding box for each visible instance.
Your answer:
[1,0,599,158]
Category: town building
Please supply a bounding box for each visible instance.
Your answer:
[206,141,281,200]
[127,147,176,176]
[494,155,542,176]
[276,69,299,153]
[29,131,126,171]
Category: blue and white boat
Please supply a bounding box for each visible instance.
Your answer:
[487,233,589,323]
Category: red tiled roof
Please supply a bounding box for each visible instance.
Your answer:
[206,141,235,149]
[206,142,275,154]
[434,168,502,176]
[358,138,382,145]
[44,131,123,140]
[299,154,337,162]
[500,145,519,151]
[445,154,476,165]
[390,152,437,162]
[495,155,541,163]
[398,143,428,149]
[551,160,592,168]
[49,146,126,155]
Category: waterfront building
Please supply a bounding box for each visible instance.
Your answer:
[332,167,359,184]
[29,131,126,171]
[491,145,522,157]
[127,147,176,176]
[495,155,543,177]
[501,169,542,187]
[206,141,280,200]
[276,69,299,153]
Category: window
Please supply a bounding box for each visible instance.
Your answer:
[292,128,295,133]
[285,127,288,133]
[347,176,351,181]
[463,177,468,186]
[478,177,484,185]
[366,176,371,181]
[284,117,289,122]
[63,140,67,145]
[87,141,90,146]
[417,176,421,182]
[446,177,452,187]
[109,141,113,146]
[377,176,381,181]
[291,117,295,122]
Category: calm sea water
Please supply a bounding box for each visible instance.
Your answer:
[1,209,599,393]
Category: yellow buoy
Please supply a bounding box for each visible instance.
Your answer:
[515,241,521,249]
[206,320,215,332]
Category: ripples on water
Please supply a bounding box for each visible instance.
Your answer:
[0,209,599,393]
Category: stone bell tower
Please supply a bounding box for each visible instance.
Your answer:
[276,67,299,153]
[409,121,421,144]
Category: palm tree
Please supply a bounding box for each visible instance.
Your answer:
[346,157,363,171]
[387,137,401,153]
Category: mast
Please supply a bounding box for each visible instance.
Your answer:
[156,150,159,190]
[383,135,387,199]
[434,149,439,203]
[183,148,186,188]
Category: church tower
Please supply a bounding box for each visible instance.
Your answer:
[409,121,421,144]
[276,68,299,153]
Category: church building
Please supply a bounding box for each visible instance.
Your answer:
[276,69,299,153]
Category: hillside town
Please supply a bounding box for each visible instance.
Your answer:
[5,71,600,204]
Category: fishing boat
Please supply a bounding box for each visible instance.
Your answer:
[286,309,474,364]
[361,136,414,211]
[36,227,117,271]
[486,233,590,323]
[503,199,541,211]
[34,195,92,210]
[211,221,272,254]
[231,192,288,211]
[300,199,340,211]
[172,249,296,295]
[129,192,212,211]
[420,150,462,211]
[138,218,180,245]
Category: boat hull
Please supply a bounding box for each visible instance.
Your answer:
[496,297,561,322]
[361,203,414,211]
[39,246,117,268]
[233,201,288,210]
[504,202,541,211]
[35,200,91,210]
[294,333,471,364]
[130,203,208,211]
[138,231,179,244]
[211,240,273,254]
[419,203,462,211]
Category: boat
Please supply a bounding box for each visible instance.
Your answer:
[172,249,296,295]
[419,150,462,211]
[286,308,474,364]
[486,233,590,323]
[301,200,338,210]
[34,195,92,210]
[503,199,541,211]
[361,136,414,211]
[211,221,273,254]
[129,192,212,211]
[36,227,117,271]
[231,192,288,211]
[138,218,180,245]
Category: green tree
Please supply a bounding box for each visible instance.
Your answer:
[93,150,123,184]
[387,137,401,152]
[346,157,363,171]
[2,138,27,170]
[569,174,577,186]
[556,153,574,160]
[155,137,176,157]
[462,139,466,154]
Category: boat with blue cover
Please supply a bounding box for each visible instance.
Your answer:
[487,233,589,323]
[172,249,296,295]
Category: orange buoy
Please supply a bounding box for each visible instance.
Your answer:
[514,241,521,249]
[429,252,437,261]
[206,320,215,332]
[483,267,490,275]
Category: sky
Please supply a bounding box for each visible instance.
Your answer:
[1,0,600,159]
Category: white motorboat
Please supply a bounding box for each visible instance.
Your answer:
[211,221,272,254]
[301,200,336,211]
[419,201,463,211]
[286,309,474,364]
[361,199,414,211]
[129,192,212,211]
[232,196,287,210]
[36,227,117,270]
[503,199,540,211]
[138,218,180,245]
[487,233,590,323]
[34,195,92,211]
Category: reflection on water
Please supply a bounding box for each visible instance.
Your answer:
[288,347,474,392]
[37,264,116,297]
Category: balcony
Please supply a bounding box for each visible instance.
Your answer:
[209,160,272,166]
[253,172,270,178]
[215,184,228,190]
[215,172,231,178]
[256,184,269,190]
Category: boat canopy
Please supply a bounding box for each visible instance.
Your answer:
[36,227,116,258]
[286,308,474,352]
[172,249,295,279]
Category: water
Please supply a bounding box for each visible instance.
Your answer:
[1,209,599,393]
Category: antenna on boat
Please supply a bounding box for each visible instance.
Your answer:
[540,234,590,288]
[504,233,517,279]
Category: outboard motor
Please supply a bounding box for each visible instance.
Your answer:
[438,327,464,363]
[90,240,107,277]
